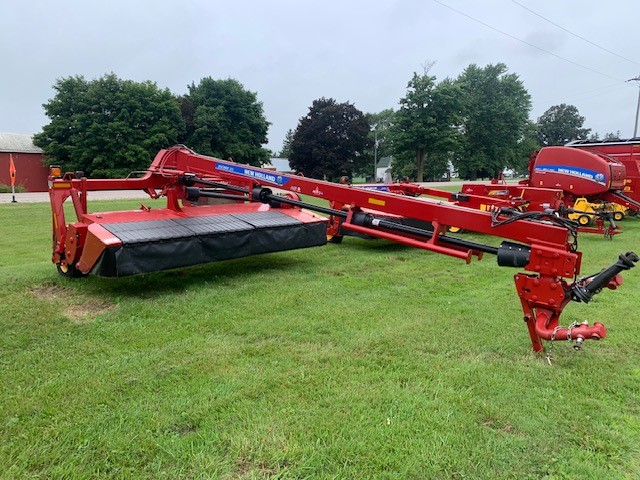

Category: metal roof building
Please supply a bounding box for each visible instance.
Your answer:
[0,132,43,153]
[0,133,48,192]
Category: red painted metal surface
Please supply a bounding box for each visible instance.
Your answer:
[459,145,639,213]
[48,146,637,353]
[459,183,565,212]
[527,146,626,198]
[155,148,572,249]
[452,147,631,238]
[0,152,48,192]
[566,140,640,211]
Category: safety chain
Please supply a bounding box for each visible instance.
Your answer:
[545,322,584,365]
[545,326,562,365]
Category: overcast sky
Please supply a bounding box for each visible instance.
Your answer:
[2,0,639,154]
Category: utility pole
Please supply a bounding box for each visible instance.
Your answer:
[627,76,640,138]
[373,132,379,182]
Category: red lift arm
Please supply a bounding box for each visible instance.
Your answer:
[49,146,638,352]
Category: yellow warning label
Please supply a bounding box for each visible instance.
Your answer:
[368,198,386,206]
[53,183,72,189]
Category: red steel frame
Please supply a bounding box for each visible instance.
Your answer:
[359,181,619,238]
[49,146,637,352]
[458,182,621,238]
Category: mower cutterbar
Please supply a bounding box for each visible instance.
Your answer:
[49,163,327,278]
[49,146,638,353]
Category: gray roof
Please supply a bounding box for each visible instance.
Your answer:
[0,132,43,153]
[376,156,392,168]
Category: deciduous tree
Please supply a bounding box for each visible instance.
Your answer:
[513,121,540,175]
[35,74,184,177]
[391,70,462,182]
[288,98,370,181]
[602,131,622,141]
[536,103,591,146]
[367,109,395,159]
[364,109,395,180]
[180,78,270,166]
[454,63,531,180]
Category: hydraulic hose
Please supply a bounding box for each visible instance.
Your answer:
[250,186,533,265]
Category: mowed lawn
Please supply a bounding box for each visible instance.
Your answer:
[1,197,639,479]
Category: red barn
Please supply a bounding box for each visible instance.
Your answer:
[0,132,48,192]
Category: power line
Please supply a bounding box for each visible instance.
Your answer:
[511,0,640,68]
[544,83,629,100]
[568,83,631,100]
[431,0,626,83]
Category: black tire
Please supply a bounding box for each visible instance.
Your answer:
[578,215,591,226]
[56,260,86,278]
[327,234,343,244]
[613,211,624,222]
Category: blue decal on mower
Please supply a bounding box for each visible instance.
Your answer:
[358,184,390,191]
[215,163,290,186]
[534,165,607,185]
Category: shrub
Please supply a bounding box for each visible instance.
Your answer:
[0,183,27,193]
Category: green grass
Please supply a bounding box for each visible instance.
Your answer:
[1,198,640,479]
[0,183,27,194]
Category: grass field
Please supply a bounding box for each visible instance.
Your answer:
[1,197,639,479]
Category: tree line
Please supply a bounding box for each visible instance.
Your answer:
[34,74,269,177]
[35,67,615,180]
[286,63,615,182]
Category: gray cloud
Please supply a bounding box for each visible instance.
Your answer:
[1,0,638,153]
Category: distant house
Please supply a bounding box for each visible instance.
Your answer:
[0,133,48,192]
[376,156,393,183]
[264,157,292,173]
